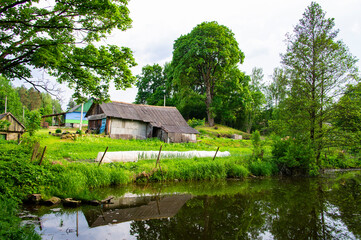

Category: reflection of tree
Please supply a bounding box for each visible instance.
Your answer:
[130,194,267,240]
[326,172,361,239]
[129,174,361,240]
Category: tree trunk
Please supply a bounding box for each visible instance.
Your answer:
[205,76,214,127]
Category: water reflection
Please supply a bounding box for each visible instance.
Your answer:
[84,194,192,228]
[23,171,361,240]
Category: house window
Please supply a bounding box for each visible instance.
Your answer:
[0,134,6,140]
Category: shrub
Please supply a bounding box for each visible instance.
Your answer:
[271,136,313,175]
[25,110,41,136]
[187,118,205,128]
[0,196,40,240]
[226,162,249,178]
[249,159,276,176]
[55,128,62,133]
[251,130,264,160]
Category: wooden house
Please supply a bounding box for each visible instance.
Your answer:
[0,112,25,141]
[86,101,199,143]
[41,98,93,127]
[64,98,93,128]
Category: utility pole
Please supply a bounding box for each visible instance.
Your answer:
[79,103,84,131]
[52,106,55,126]
[4,96,7,113]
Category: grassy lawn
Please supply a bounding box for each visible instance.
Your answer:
[35,128,268,162]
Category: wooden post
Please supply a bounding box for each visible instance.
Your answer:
[155,145,162,168]
[98,147,109,166]
[213,147,220,161]
[31,142,40,161]
[38,146,47,166]
[76,211,79,237]
[155,145,164,178]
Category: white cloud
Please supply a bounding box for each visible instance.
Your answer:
[12,0,361,108]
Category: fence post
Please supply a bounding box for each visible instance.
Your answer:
[38,146,47,166]
[98,147,109,166]
[213,147,220,161]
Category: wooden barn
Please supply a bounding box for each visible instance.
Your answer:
[0,112,25,141]
[86,102,199,143]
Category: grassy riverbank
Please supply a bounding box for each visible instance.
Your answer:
[0,126,360,239]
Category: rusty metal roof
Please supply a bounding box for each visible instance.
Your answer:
[90,102,199,134]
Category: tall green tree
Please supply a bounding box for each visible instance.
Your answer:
[0,76,23,119]
[244,67,266,133]
[135,64,166,106]
[0,0,136,102]
[280,2,359,168]
[267,68,288,108]
[171,21,245,126]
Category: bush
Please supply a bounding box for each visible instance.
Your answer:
[271,136,313,175]
[0,196,40,240]
[55,128,62,133]
[25,110,41,136]
[187,118,205,128]
[249,159,277,176]
[251,130,264,160]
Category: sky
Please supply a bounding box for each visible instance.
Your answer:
[16,0,361,109]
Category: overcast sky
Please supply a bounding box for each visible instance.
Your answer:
[19,0,361,109]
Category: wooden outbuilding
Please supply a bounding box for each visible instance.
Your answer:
[86,101,199,143]
[0,112,26,141]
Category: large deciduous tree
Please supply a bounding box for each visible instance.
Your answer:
[135,64,166,106]
[0,0,136,102]
[280,2,359,168]
[171,21,245,126]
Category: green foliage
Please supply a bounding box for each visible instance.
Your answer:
[187,118,205,128]
[0,76,24,120]
[251,130,264,160]
[55,128,62,134]
[172,21,245,126]
[195,124,251,139]
[25,110,41,136]
[135,64,169,106]
[243,68,266,133]
[279,2,359,168]
[1,0,136,102]
[0,197,40,240]
[0,119,10,130]
[332,83,361,154]
[249,159,277,176]
[271,137,314,175]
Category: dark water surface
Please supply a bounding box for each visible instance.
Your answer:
[22,171,361,239]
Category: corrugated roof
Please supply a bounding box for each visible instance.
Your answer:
[94,102,199,134]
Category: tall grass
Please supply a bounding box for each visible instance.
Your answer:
[36,129,256,161]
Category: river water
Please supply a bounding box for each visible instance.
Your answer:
[22,171,361,239]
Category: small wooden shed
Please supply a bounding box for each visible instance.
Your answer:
[86,101,199,143]
[0,112,26,141]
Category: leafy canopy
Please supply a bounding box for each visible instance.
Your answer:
[171,21,245,126]
[135,64,166,106]
[279,2,359,168]
[0,0,137,102]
